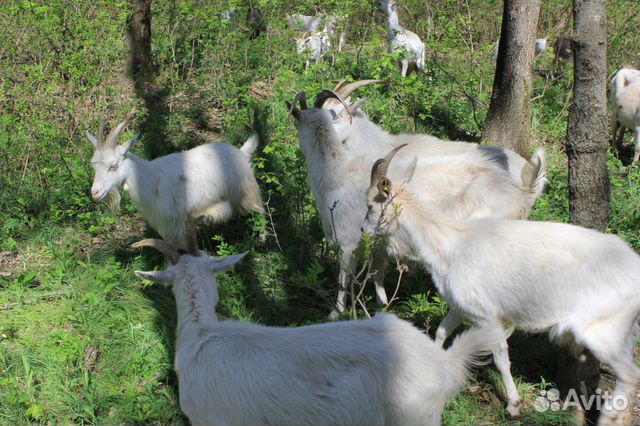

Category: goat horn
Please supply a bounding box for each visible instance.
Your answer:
[132,239,180,265]
[105,114,135,148]
[370,143,408,187]
[314,90,353,123]
[97,119,106,147]
[332,79,391,100]
[348,97,368,115]
[289,91,308,112]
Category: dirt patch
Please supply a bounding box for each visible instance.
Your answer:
[0,251,22,278]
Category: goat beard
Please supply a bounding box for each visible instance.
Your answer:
[105,190,121,211]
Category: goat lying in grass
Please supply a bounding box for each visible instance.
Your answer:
[133,238,505,426]
[87,116,264,252]
[287,83,546,318]
[363,144,640,424]
[610,66,640,164]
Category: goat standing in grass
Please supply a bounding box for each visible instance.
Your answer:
[610,66,640,164]
[363,144,640,424]
[295,26,332,70]
[87,116,264,252]
[287,82,546,318]
[376,0,425,77]
[133,238,506,426]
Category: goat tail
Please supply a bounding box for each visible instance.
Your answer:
[240,134,260,157]
[527,146,547,201]
[238,176,266,215]
[446,326,512,374]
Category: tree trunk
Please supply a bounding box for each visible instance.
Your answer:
[560,1,610,424]
[483,0,541,157]
[567,0,610,230]
[125,0,154,84]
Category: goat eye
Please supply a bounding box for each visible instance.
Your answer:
[108,162,119,171]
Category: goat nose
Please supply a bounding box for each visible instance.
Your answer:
[360,227,364,233]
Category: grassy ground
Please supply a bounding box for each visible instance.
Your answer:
[2,0,640,424]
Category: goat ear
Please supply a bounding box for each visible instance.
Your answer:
[209,251,249,273]
[117,134,139,156]
[86,130,99,150]
[134,270,174,285]
[399,156,418,185]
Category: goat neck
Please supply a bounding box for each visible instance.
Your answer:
[172,260,221,351]
[392,193,468,279]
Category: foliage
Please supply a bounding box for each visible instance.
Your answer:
[1,0,639,424]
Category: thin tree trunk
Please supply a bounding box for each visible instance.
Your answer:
[483,0,541,157]
[559,1,610,424]
[125,0,154,84]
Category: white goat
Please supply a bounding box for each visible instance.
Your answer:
[287,83,546,318]
[363,145,640,424]
[87,116,264,252]
[132,238,506,426]
[296,27,332,70]
[287,13,323,33]
[535,37,548,54]
[610,66,640,163]
[376,0,425,77]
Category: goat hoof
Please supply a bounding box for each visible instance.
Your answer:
[506,401,522,418]
[327,310,341,322]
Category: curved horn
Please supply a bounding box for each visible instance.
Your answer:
[370,143,408,187]
[348,97,368,115]
[132,239,180,265]
[332,79,391,100]
[290,91,308,111]
[105,115,135,148]
[313,90,353,121]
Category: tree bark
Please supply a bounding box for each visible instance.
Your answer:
[567,0,610,231]
[560,1,610,424]
[125,0,155,84]
[483,0,541,157]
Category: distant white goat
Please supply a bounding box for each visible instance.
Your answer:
[287,82,546,318]
[376,0,425,77]
[133,238,506,426]
[296,27,332,69]
[87,116,264,252]
[492,37,548,65]
[610,66,640,163]
[535,37,548,54]
[363,144,640,423]
[287,13,323,33]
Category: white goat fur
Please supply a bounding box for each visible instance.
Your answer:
[287,14,323,32]
[296,27,332,70]
[288,89,546,317]
[87,119,264,251]
[377,0,425,77]
[133,240,506,426]
[535,37,548,54]
[610,66,640,163]
[363,148,640,424]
